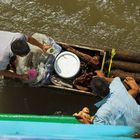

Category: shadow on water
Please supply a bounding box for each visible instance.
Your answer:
[0,80,98,115]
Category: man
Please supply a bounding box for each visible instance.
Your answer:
[74,70,140,128]
[0,31,51,80]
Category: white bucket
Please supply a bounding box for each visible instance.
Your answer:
[54,51,80,78]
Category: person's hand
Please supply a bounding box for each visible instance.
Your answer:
[19,74,29,81]
[124,77,140,91]
[73,107,94,124]
[95,70,105,78]
[42,44,52,52]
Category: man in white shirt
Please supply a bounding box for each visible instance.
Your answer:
[0,31,50,80]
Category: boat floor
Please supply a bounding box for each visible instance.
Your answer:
[0,86,99,115]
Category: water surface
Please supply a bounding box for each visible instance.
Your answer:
[0,0,140,51]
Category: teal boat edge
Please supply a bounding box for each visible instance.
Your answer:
[0,120,138,140]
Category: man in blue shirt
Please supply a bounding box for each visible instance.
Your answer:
[74,71,140,128]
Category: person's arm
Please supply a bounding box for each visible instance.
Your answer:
[0,70,28,80]
[95,71,140,97]
[93,101,123,125]
[124,77,140,97]
[27,36,51,51]
[95,70,113,83]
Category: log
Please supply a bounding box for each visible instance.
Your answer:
[61,44,99,65]
[110,60,140,73]
[114,51,140,63]
[110,69,140,83]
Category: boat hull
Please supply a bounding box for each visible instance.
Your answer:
[0,119,138,140]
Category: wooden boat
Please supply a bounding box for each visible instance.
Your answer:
[8,33,140,98]
[0,114,139,140]
[0,38,140,115]
[46,41,140,103]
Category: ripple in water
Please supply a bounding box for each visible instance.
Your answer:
[0,0,12,4]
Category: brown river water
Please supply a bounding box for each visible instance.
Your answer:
[0,0,140,115]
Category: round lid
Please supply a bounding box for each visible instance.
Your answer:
[54,51,80,78]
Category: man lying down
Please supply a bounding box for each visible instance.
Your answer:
[16,33,62,86]
[73,71,140,128]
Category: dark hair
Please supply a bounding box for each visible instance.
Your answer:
[90,77,110,98]
[11,39,30,56]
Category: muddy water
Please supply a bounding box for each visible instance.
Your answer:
[0,0,140,51]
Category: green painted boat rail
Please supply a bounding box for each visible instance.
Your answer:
[0,114,81,124]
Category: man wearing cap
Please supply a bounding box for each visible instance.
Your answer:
[0,31,51,80]
[74,70,140,127]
